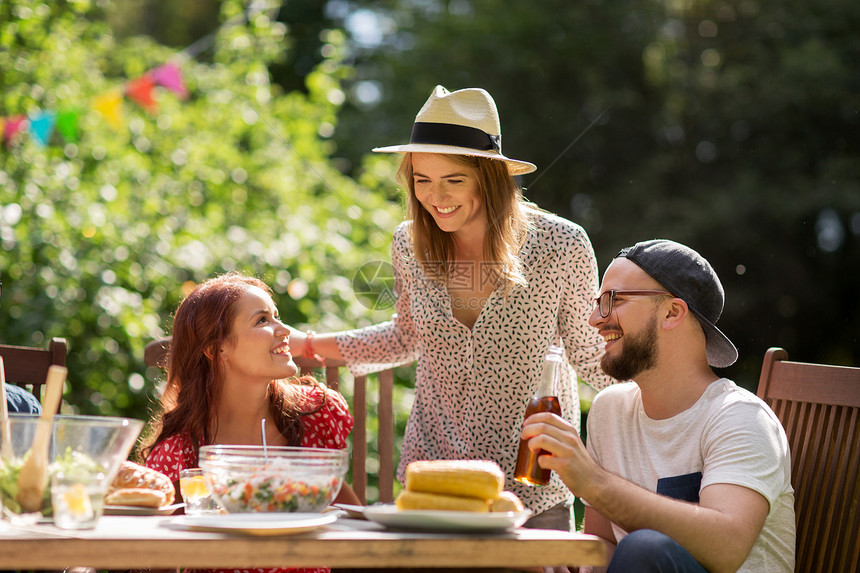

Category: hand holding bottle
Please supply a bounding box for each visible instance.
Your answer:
[514,345,564,486]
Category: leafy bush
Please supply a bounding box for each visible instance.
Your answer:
[0,0,402,424]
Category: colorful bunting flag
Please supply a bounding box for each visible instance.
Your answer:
[3,115,28,145]
[92,90,125,130]
[2,56,189,149]
[28,111,57,146]
[150,62,188,99]
[125,76,158,114]
[56,109,80,143]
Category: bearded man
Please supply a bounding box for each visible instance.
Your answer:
[522,239,795,573]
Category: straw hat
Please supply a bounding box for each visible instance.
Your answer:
[372,85,537,175]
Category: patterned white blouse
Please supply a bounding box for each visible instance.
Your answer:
[337,210,613,516]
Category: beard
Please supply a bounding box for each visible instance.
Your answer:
[601,313,659,381]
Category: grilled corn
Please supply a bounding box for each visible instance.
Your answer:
[490,491,525,513]
[395,490,491,512]
[404,459,505,500]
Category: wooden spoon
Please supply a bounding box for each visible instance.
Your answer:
[15,365,66,513]
[0,357,13,459]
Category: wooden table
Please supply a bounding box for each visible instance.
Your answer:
[0,514,606,569]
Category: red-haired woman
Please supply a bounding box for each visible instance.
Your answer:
[141,272,357,573]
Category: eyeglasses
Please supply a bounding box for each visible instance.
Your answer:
[594,289,672,318]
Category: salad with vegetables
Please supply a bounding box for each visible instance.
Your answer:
[209,470,341,513]
[0,448,104,515]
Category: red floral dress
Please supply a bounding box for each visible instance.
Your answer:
[146,384,353,573]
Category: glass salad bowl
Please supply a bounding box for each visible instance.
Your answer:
[0,414,144,516]
[198,445,348,513]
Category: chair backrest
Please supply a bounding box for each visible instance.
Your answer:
[143,338,396,505]
[294,355,395,505]
[0,337,67,413]
[757,347,860,573]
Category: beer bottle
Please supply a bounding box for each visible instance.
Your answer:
[514,344,564,486]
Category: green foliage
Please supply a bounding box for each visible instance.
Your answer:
[332,0,860,386]
[0,0,401,422]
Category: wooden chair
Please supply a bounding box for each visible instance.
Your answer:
[0,337,67,413]
[294,355,396,505]
[757,347,860,573]
[143,338,397,505]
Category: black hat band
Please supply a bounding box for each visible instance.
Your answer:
[410,122,500,152]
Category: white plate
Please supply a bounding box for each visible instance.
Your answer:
[171,512,337,536]
[332,503,367,519]
[104,503,184,516]
[363,505,531,532]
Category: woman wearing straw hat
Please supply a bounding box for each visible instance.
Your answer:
[293,86,613,530]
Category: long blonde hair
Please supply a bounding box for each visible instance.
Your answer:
[397,153,534,293]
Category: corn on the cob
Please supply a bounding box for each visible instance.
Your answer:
[395,490,491,512]
[489,491,525,513]
[404,460,504,500]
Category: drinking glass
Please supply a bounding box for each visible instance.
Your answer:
[179,468,221,516]
[51,470,108,529]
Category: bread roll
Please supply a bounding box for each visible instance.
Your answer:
[105,487,168,508]
[109,461,175,506]
[395,490,490,512]
[404,460,504,500]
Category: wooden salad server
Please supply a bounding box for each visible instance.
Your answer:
[0,357,13,459]
[15,365,66,513]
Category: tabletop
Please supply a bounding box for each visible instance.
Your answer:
[0,513,607,569]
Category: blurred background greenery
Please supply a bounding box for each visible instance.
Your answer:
[2,0,858,501]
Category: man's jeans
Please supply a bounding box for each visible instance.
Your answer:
[607,529,708,573]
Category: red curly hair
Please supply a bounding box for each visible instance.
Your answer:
[140,273,322,459]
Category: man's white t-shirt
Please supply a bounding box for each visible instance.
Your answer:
[586,379,795,572]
